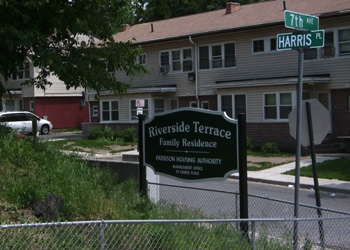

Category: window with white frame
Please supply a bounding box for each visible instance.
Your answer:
[101,100,119,122]
[252,38,277,54]
[190,101,197,108]
[12,62,30,80]
[220,94,246,119]
[201,101,209,109]
[154,99,164,113]
[339,28,350,56]
[29,101,34,111]
[160,52,169,66]
[92,105,98,117]
[264,92,292,120]
[199,42,236,70]
[160,48,193,72]
[137,54,147,65]
[131,99,149,120]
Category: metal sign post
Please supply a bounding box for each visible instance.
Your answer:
[293,48,304,249]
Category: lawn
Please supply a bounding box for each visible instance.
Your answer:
[284,157,350,181]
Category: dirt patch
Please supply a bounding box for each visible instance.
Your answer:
[65,142,136,155]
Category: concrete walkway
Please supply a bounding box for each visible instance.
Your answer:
[89,150,350,195]
[230,154,350,195]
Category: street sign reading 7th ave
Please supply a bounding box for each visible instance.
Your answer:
[284,10,319,31]
[277,30,324,51]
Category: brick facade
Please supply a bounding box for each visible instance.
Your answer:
[331,89,350,136]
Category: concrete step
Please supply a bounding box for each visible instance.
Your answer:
[122,151,139,162]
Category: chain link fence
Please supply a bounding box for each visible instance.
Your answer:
[1,217,350,249]
[1,182,349,249]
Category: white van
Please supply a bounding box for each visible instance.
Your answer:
[0,111,53,135]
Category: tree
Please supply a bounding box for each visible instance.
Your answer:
[133,0,264,23]
[0,0,148,98]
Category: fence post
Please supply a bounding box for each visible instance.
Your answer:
[138,114,147,197]
[100,220,105,250]
[238,113,249,241]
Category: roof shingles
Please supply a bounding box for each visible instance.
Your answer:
[113,0,350,44]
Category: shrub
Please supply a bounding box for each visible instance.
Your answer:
[87,126,104,140]
[261,142,280,154]
[103,125,114,140]
[246,136,259,151]
[122,127,137,143]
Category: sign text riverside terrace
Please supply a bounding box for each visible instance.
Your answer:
[144,108,238,181]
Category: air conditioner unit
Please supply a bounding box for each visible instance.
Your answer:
[160,65,169,74]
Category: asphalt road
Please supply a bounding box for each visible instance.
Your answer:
[40,130,82,141]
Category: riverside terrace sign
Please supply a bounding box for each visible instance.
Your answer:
[144,108,238,181]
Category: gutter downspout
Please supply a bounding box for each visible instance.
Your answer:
[189,36,199,108]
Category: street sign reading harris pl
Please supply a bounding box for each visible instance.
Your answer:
[277,30,324,51]
[144,108,238,181]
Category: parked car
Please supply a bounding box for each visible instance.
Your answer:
[0,111,53,135]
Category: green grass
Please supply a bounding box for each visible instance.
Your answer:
[284,157,350,181]
[247,161,292,171]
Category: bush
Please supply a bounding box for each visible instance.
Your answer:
[87,126,104,140]
[122,127,137,143]
[261,142,280,154]
[87,126,137,143]
[246,136,259,151]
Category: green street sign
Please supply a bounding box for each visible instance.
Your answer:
[277,30,324,51]
[284,10,319,31]
[144,108,238,181]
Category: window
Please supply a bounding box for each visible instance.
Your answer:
[252,38,276,54]
[137,54,146,65]
[101,100,119,122]
[5,100,15,111]
[160,48,192,72]
[199,46,210,69]
[183,49,192,71]
[154,99,164,113]
[12,62,30,80]
[305,31,334,60]
[190,101,197,108]
[160,52,169,66]
[253,40,264,53]
[201,101,209,110]
[131,99,148,120]
[92,105,98,117]
[338,28,350,55]
[106,62,115,75]
[264,92,292,120]
[172,50,181,71]
[270,38,277,51]
[220,94,246,119]
[212,45,222,68]
[199,42,235,69]
[29,101,34,111]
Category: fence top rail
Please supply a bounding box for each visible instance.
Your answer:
[148,182,350,215]
[2,216,350,229]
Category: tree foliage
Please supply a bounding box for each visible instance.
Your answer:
[132,0,264,24]
[0,0,148,98]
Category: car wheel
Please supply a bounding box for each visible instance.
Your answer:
[41,125,50,135]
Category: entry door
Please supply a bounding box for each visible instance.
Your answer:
[317,91,332,133]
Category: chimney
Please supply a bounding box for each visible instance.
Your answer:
[120,24,131,32]
[226,2,241,14]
